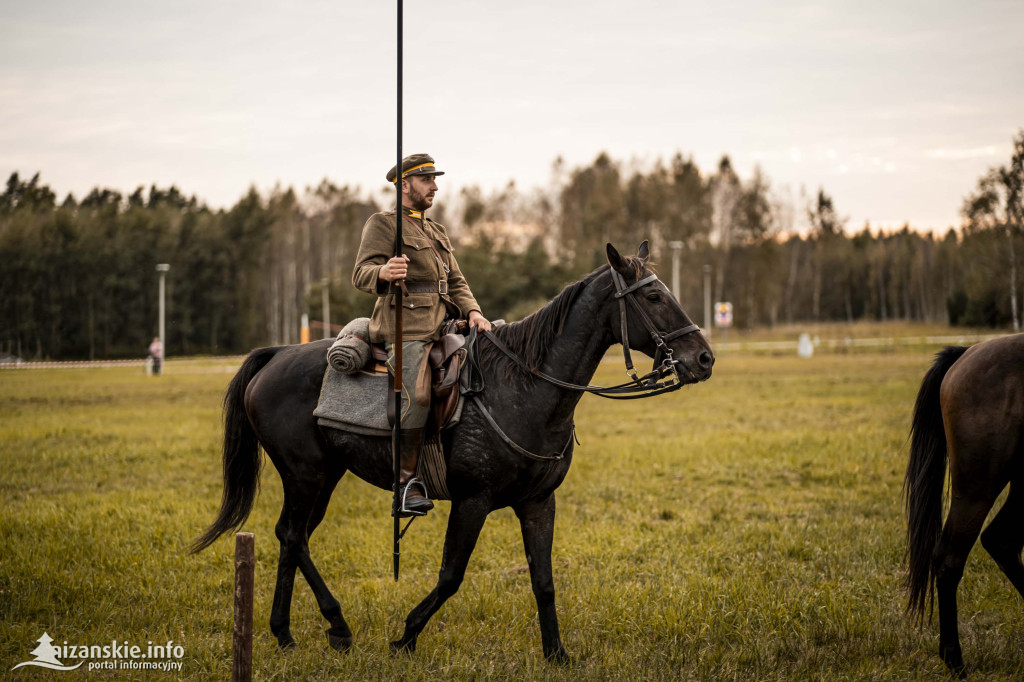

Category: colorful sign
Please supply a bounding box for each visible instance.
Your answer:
[714,302,733,328]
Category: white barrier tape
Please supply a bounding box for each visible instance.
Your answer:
[0,356,244,370]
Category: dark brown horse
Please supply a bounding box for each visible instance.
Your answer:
[905,335,1024,675]
[192,242,714,661]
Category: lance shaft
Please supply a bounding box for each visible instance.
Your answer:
[392,0,404,583]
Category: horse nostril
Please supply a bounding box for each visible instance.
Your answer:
[698,351,714,369]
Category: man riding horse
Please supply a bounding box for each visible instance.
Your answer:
[352,153,492,517]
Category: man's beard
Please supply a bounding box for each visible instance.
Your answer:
[408,185,434,211]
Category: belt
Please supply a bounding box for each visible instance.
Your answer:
[402,280,448,295]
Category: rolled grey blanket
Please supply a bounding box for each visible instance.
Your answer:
[327,317,371,374]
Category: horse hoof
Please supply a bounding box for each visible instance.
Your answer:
[940,647,965,678]
[389,638,416,655]
[545,648,572,666]
[276,634,296,650]
[326,629,353,653]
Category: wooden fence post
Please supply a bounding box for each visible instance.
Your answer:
[232,532,255,682]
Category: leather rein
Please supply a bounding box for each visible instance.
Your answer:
[467,269,703,461]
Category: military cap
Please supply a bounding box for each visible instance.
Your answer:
[386,153,445,183]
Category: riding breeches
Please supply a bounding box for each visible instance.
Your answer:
[385,340,430,429]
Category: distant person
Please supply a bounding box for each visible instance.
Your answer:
[352,153,491,517]
[148,337,164,375]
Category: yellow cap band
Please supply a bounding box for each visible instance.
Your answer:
[401,162,433,178]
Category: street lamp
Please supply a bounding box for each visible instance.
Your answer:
[321,278,331,340]
[703,264,712,340]
[668,241,683,302]
[156,264,170,356]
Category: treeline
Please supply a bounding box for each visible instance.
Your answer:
[1,131,1021,360]
[0,175,571,359]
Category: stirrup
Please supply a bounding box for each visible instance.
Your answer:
[395,478,433,517]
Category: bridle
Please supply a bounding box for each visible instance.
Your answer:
[609,269,702,391]
[467,267,705,461]
[479,268,703,400]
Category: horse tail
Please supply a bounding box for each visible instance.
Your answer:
[903,344,969,622]
[190,346,282,554]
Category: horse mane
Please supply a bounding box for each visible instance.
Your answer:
[480,256,648,379]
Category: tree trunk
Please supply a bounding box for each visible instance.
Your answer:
[812,245,822,321]
[877,266,888,321]
[269,269,280,345]
[1008,224,1019,331]
[746,282,756,328]
[784,241,800,324]
[902,267,912,321]
[88,294,95,361]
[714,252,728,305]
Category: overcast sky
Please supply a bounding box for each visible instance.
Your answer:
[2,0,1022,231]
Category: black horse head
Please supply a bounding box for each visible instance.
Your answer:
[605,241,714,384]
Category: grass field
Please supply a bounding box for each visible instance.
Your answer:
[1,336,1021,680]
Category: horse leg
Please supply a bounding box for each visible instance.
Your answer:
[980,480,1024,598]
[933,495,994,676]
[390,495,490,654]
[303,472,353,651]
[269,500,299,649]
[269,473,352,652]
[514,494,570,664]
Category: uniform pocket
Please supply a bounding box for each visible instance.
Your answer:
[388,292,433,310]
[402,233,430,251]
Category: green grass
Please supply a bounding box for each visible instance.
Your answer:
[1,344,1021,680]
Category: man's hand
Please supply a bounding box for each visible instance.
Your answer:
[378,255,410,282]
[468,310,492,333]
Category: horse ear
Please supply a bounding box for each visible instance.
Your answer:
[606,243,629,274]
[637,240,650,262]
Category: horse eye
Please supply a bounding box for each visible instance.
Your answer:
[646,292,661,302]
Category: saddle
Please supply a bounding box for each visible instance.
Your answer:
[367,319,468,430]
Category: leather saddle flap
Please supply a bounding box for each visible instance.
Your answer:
[429,334,467,397]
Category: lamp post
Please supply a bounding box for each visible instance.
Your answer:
[703,264,711,340]
[156,264,170,355]
[668,241,683,302]
[321,278,331,339]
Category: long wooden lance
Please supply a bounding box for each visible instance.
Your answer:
[392,0,404,582]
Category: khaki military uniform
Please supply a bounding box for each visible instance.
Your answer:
[352,207,481,343]
[352,206,481,429]
[351,153,472,514]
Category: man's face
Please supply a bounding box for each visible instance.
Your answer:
[403,174,437,211]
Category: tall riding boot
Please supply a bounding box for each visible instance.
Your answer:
[395,427,433,517]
